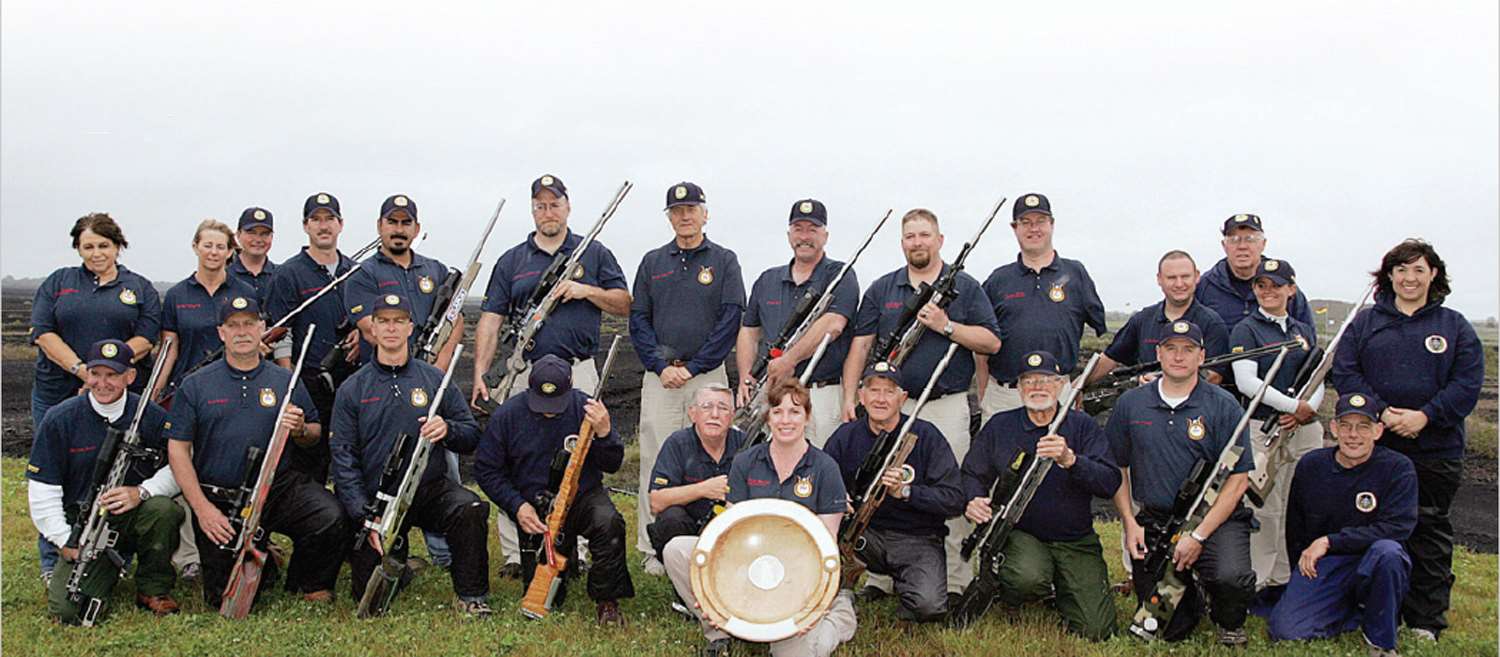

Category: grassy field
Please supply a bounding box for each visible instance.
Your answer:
[2,459,1495,657]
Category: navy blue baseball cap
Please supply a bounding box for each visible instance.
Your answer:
[861,360,901,384]
[1253,258,1297,286]
[531,174,568,199]
[1019,350,1063,377]
[1159,320,1205,347]
[369,292,414,318]
[789,199,828,226]
[1014,193,1052,220]
[85,339,134,373]
[1334,392,1383,422]
[304,192,342,220]
[380,194,418,220]
[237,207,274,231]
[527,354,574,414]
[665,181,706,209]
[218,294,263,324]
[1222,213,1264,235]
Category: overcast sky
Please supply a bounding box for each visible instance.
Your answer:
[3,1,1497,320]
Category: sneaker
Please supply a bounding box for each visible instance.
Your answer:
[856,585,889,603]
[40,570,53,590]
[701,638,732,657]
[596,600,626,627]
[642,555,666,576]
[499,562,523,579]
[1216,626,1248,647]
[1366,640,1400,657]
[669,592,696,621]
[302,590,335,604]
[1410,628,1437,642]
[180,563,201,582]
[405,556,430,576]
[454,598,494,618]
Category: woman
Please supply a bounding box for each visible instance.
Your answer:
[29,212,161,581]
[151,220,256,401]
[1331,239,1484,641]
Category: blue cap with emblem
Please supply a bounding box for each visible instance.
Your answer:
[789,199,828,226]
[1221,213,1264,235]
[527,354,574,414]
[1253,258,1296,286]
[1019,350,1062,377]
[861,360,901,384]
[531,174,568,200]
[370,292,413,318]
[1159,320,1205,347]
[86,339,134,373]
[380,194,418,221]
[218,294,263,324]
[664,181,706,209]
[237,207,273,231]
[303,192,342,220]
[1013,193,1052,220]
[1334,392,1383,421]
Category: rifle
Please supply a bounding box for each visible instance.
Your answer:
[63,338,174,627]
[1247,283,1377,506]
[355,344,464,618]
[735,333,834,453]
[520,336,623,620]
[482,182,632,408]
[1080,337,1305,415]
[1128,345,1291,641]
[219,328,317,620]
[838,342,959,585]
[948,354,1103,628]
[733,210,892,432]
[869,198,1005,367]
[316,233,429,384]
[414,202,504,364]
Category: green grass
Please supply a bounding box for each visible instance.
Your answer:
[3,457,1495,656]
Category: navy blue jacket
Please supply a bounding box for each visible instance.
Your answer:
[630,236,746,375]
[1106,379,1253,513]
[265,247,356,367]
[1105,299,1230,373]
[482,231,629,363]
[744,256,860,385]
[1285,447,1417,559]
[344,250,453,364]
[474,390,624,518]
[329,357,479,521]
[227,254,278,305]
[28,393,168,506]
[1330,293,1484,462]
[1196,257,1314,330]
[30,264,162,390]
[165,359,318,488]
[824,415,964,536]
[649,426,744,523]
[161,274,258,389]
[855,264,1000,396]
[982,253,1107,383]
[965,407,1119,541]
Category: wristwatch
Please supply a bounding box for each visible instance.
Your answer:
[942,322,955,337]
[1190,530,1208,543]
[137,487,152,503]
[70,361,85,376]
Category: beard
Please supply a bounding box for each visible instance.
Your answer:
[1023,397,1055,412]
[906,250,931,268]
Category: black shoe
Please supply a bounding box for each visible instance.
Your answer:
[947,592,964,611]
[701,638,732,657]
[856,585,889,603]
[1216,626,1248,647]
[499,562,523,579]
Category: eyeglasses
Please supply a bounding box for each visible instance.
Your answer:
[693,402,733,415]
[1223,234,1266,245]
[1017,375,1061,389]
[1011,217,1052,229]
[1333,421,1379,437]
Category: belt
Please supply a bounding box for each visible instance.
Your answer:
[808,379,840,389]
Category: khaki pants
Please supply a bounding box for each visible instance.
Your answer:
[1249,420,1323,588]
[904,393,972,593]
[635,366,727,556]
[496,358,598,565]
[171,496,198,571]
[807,384,843,448]
[979,378,1023,425]
[664,535,857,656]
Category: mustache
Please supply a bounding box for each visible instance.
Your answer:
[793,240,817,249]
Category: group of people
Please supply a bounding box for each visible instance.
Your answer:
[24,176,1485,657]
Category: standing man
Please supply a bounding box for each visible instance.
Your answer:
[842,207,1000,596]
[1196,213,1313,330]
[345,195,463,370]
[265,192,357,483]
[644,384,742,566]
[630,181,745,574]
[979,193,1106,421]
[1088,250,1229,386]
[737,198,859,446]
[471,174,631,576]
[228,207,279,304]
[329,293,491,616]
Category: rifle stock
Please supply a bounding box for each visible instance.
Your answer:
[736,333,833,453]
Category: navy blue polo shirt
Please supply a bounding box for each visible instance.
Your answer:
[1104,299,1230,368]
[227,254,278,304]
[29,264,162,389]
[264,247,356,367]
[329,357,480,520]
[1196,257,1314,330]
[1285,447,1417,559]
[743,256,860,384]
[1331,294,1485,462]
[630,236,746,375]
[823,416,963,536]
[1106,379,1254,513]
[481,232,629,362]
[854,264,999,396]
[161,274,258,389]
[982,253,1106,383]
[726,442,847,515]
[964,407,1120,542]
[474,390,624,518]
[1229,310,1318,416]
[165,359,319,488]
[648,426,745,523]
[344,250,453,363]
[27,393,168,506]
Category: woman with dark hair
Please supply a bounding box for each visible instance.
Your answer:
[28,212,162,582]
[150,219,256,401]
[1331,238,1484,642]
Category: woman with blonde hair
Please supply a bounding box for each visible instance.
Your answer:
[152,219,257,401]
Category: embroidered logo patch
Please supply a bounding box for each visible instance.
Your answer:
[674,185,688,200]
[541,382,558,394]
[1187,417,1206,441]
[799,201,813,214]
[1425,335,1448,354]
[1027,354,1043,367]
[232,296,249,309]
[384,294,400,306]
[1350,394,1367,408]
[1048,284,1066,303]
[1355,491,1378,513]
[1024,195,1040,208]
[317,193,330,204]
[654,476,669,486]
[253,209,266,220]
[101,343,119,358]
[697,266,714,285]
[393,195,409,207]
[259,388,277,408]
[410,388,429,407]
[418,276,435,294]
[119,288,138,305]
[540,175,554,186]
[794,476,813,498]
[1173,321,1190,334]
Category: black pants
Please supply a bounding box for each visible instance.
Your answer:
[350,477,490,601]
[286,370,345,484]
[857,527,947,622]
[1132,507,1255,641]
[646,505,706,562]
[519,486,635,604]
[196,470,351,608]
[1403,459,1461,633]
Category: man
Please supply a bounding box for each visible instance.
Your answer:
[1269,393,1417,657]
[29,339,184,623]
[265,192,357,482]
[824,361,964,622]
[644,384,743,564]
[1088,250,1229,386]
[228,207,279,304]
[329,293,490,616]
[1196,213,1314,330]
[980,193,1106,421]
[1108,320,1257,645]
[1229,258,1324,593]
[475,354,634,626]
[962,350,1119,640]
[166,295,350,609]
[842,207,1000,595]
[737,198,859,446]
[630,181,745,573]
[471,174,630,576]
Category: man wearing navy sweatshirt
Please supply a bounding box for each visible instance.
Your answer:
[1330,239,1484,642]
[1196,213,1314,330]
[962,350,1120,640]
[1268,392,1417,657]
